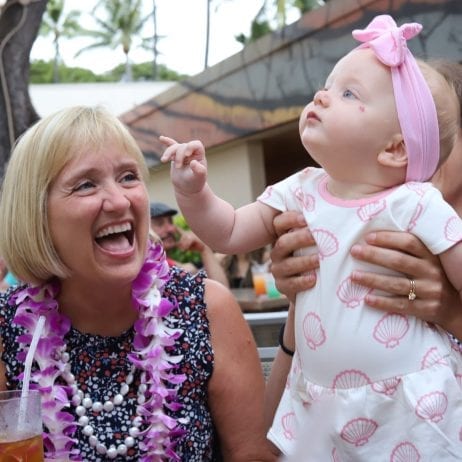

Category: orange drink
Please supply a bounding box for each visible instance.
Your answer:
[252,273,267,296]
[0,390,44,462]
[0,434,44,461]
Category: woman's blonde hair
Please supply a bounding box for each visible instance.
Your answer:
[0,105,149,284]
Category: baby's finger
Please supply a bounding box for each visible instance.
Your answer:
[160,145,177,163]
[159,135,177,146]
[189,159,207,177]
[174,142,204,168]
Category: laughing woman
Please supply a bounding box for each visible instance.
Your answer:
[0,106,276,462]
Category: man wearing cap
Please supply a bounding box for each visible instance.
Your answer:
[150,202,229,287]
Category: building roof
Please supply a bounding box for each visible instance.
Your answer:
[29,81,175,117]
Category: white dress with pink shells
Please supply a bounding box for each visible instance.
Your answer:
[259,168,462,461]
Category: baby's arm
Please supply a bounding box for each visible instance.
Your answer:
[160,136,279,253]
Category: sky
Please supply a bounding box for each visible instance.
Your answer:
[30,0,301,77]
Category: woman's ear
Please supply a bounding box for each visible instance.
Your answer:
[377,134,407,169]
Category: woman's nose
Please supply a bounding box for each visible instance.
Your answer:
[314,89,329,107]
[102,184,130,211]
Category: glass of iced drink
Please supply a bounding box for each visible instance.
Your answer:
[0,389,44,461]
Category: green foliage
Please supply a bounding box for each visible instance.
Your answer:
[30,60,111,83]
[236,0,328,45]
[29,60,185,83]
[107,62,185,82]
[166,215,202,266]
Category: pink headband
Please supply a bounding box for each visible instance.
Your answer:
[352,15,439,182]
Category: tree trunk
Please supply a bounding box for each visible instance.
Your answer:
[0,0,47,180]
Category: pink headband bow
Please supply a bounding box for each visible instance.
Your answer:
[352,15,439,182]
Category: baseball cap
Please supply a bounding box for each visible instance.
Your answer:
[150,202,178,218]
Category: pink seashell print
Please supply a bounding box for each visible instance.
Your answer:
[332,370,371,390]
[405,182,431,197]
[294,187,315,211]
[415,391,448,423]
[305,382,334,403]
[282,412,297,440]
[444,216,462,242]
[407,203,423,231]
[340,417,378,446]
[302,312,326,350]
[312,229,339,259]
[420,347,448,369]
[390,441,421,462]
[336,277,372,308]
[357,200,386,222]
[372,313,409,348]
[331,447,341,462]
[371,377,401,396]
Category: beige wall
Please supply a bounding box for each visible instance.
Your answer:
[146,139,266,212]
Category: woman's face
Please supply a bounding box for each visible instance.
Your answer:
[47,141,150,288]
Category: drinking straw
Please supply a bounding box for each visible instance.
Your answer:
[18,314,45,429]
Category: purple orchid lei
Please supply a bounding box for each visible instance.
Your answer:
[12,241,186,461]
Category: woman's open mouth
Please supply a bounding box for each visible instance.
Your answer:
[95,222,135,252]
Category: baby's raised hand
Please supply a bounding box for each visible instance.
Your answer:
[160,135,208,195]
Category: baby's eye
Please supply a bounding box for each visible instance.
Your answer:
[342,89,356,99]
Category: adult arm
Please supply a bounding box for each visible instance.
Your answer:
[263,212,319,429]
[264,303,295,433]
[205,279,278,461]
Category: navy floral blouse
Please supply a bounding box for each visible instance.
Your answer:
[0,267,220,461]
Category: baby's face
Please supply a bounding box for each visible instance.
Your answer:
[299,48,402,180]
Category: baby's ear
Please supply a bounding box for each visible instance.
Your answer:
[377,134,407,169]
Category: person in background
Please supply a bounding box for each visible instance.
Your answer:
[160,15,462,459]
[217,247,271,289]
[150,201,229,287]
[0,105,276,461]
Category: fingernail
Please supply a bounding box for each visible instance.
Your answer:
[366,232,376,243]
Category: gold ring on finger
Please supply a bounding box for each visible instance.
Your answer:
[408,278,416,301]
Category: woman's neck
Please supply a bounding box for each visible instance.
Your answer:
[56,278,137,336]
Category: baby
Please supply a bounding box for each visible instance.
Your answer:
[161,15,462,460]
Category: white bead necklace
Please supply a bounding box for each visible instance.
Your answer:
[60,349,147,459]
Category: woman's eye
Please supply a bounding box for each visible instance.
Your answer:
[74,180,94,192]
[121,172,139,183]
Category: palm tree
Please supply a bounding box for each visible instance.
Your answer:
[140,0,165,80]
[76,0,151,81]
[204,0,211,69]
[39,0,80,83]
[236,0,328,45]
